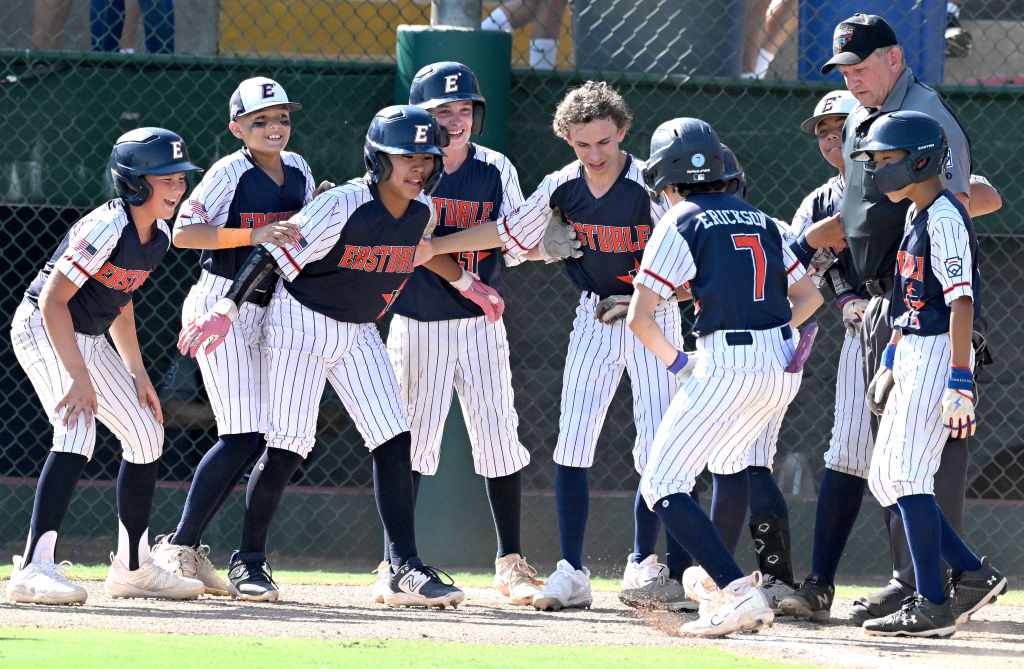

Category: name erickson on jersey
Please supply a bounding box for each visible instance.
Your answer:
[694,209,770,229]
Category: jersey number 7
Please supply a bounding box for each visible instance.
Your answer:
[731,233,766,302]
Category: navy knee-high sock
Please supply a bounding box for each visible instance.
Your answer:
[631,486,660,563]
[383,471,421,564]
[117,460,159,570]
[485,471,522,557]
[937,505,982,574]
[747,466,795,585]
[172,432,264,547]
[748,466,788,520]
[23,452,88,565]
[239,448,302,555]
[711,471,748,554]
[894,496,946,604]
[665,490,699,581]
[373,433,419,568]
[655,492,744,588]
[809,469,865,584]
[555,464,588,570]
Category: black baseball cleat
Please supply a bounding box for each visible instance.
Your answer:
[227,551,279,602]
[862,594,956,638]
[950,557,1007,624]
[778,576,835,623]
[849,578,915,625]
[385,560,465,609]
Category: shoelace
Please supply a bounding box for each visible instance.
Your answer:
[42,560,75,582]
[508,556,539,581]
[414,564,455,586]
[230,558,276,585]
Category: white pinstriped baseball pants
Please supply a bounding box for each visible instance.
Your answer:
[641,326,800,508]
[554,292,683,474]
[386,314,529,478]
[11,300,164,463]
[261,284,409,459]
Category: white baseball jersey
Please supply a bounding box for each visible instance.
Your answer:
[257,180,434,457]
[636,193,805,508]
[869,193,978,507]
[176,149,314,436]
[13,200,166,463]
[386,144,530,478]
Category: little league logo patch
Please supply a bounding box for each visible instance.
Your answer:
[691,153,706,168]
[945,256,963,278]
[834,28,855,53]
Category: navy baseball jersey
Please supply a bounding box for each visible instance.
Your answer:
[393,144,524,321]
[791,174,864,297]
[498,155,667,298]
[264,178,435,323]
[889,191,979,336]
[25,199,170,335]
[636,192,804,336]
[176,148,314,304]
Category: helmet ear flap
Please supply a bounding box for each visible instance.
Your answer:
[112,168,151,206]
[377,153,393,183]
[471,103,485,136]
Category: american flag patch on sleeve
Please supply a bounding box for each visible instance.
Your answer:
[72,239,98,261]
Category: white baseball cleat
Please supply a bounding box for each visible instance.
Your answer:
[494,553,544,606]
[621,553,663,590]
[104,553,205,600]
[150,535,230,597]
[682,565,719,604]
[372,560,392,604]
[6,555,88,605]
[532,559,592,611]
[680,572,775,637]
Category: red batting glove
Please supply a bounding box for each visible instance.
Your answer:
[453,271,505,322]
[177,299,238,357]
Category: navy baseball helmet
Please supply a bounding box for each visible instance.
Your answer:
[721,143,747,197]
[643,117,725,195]
[850,110,947,194]
[109,127,202,206]
[409,61,486,136]
[363,105,449,195]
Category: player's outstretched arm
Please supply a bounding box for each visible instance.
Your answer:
[108,300,162,424]
[423,254,505,322]
[172,221,302,250]
[788,274,823,327]
[428,221,504,256]
[967,175,1002,218]
[626,285,681,368]
[38,273,96,427]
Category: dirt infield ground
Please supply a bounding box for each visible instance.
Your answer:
[3,581,1022,668]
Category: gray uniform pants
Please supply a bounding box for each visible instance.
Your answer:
[861,294,968,585]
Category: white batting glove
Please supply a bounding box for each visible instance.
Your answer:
[177,298,238,357]
[867,343,896,416]
[835,294,868,335]
[451,270,504,322]
[595,295,630,324]
[942,367,977,439]
[537,207,583,263]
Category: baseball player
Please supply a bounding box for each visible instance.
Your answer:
[628,117,822,637]
[178,104,465,609]
[851,110,1005,637]
[418,81,696,612]
[781,90,1004,622]
[6,128,205,604]
[149,77,315,601]
[374,62,540,606]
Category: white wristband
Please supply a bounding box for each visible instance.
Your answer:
[211,297,239,322]
[450,269,475,292]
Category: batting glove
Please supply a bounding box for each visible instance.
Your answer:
[942,367,977,439]
[867,343,896,416]
[537,207,583,263]
[835,293,869,335]
[451,270,504,322]
[595,295,630,324]
[178,298,238,357]
[667,350,697,377]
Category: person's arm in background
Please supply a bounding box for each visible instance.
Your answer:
[967,175,1002,217]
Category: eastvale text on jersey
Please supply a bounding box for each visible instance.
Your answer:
[694,208,770,229]
[337,245,416,273]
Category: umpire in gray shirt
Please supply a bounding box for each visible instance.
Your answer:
[808,13,973,624]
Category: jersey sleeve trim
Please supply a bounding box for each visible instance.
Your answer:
[641,268,675,291]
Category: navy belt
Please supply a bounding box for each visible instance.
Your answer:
[724,325,791,346]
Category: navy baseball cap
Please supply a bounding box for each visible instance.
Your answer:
[820,14,899,75]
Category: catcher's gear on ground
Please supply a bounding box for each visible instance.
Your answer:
[409,61,486,136]
[595,295,630,324]
[942,367,976,438]
[364,105,449,195]
[643,117,724,195]
[110,127,202,206]
[537,207,582,262]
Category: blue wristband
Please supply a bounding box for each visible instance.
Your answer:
[790,234,816,269]
[667,350,689,374]
[948,366,974,391]
[882,343,897,370]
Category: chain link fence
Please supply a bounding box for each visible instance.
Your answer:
[1,0,1022,577]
